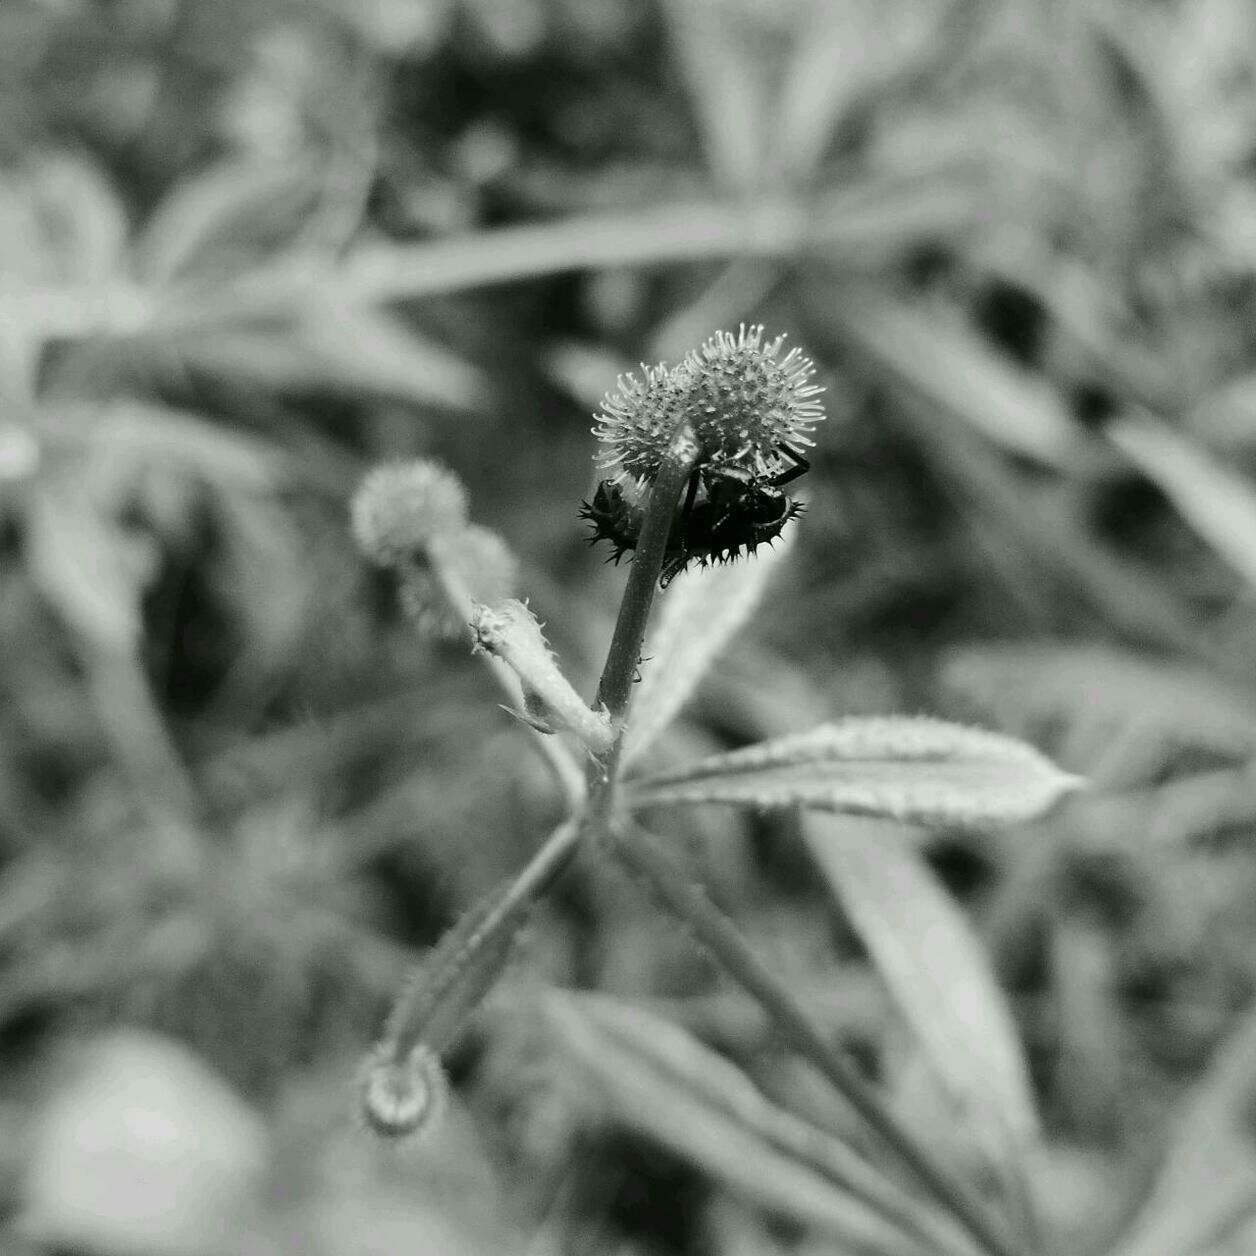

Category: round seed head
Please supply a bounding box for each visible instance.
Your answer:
[679,324,825,477]
[592,327,824,482]
[351,459,469,567]
[356,1041,448,1144]
[592,361,692,482]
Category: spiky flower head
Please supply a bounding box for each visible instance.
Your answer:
[592,361,690,482]
[351,459,469,567]
[593,325,824,482]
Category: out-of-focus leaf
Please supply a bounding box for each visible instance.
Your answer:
[622,530,796,771]
[133,160,328,285]
[0,152,128,287]
[801,816,1040,1216]
[544,990,958,1256]
[771,0,950,182]
[156,308,485,410]
[1187,371,1256,450]
[1105,1001,1256,1256]
[323,197,807,305]
[810,172,988,263]
[942,644,1256,781]
[1108,412,1256,591]
[662,0,769,190]
[824,287,1083,467]
[24,476,147,652]
[630,717,1082,826]
[297,299,487,410]
[87,402,284,490]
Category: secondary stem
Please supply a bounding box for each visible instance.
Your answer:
[611,821,1021,1256]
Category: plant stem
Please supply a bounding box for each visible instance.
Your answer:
[611,821,1021,1256]
[596,431,699,723]
[382,818,582,1062]
[428,554,585,809]
[406,434,701,1012]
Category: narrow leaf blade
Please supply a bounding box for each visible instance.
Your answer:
[544,990,950,1255]
[1109,412,1256,591]
[802,817,1040,1218]
[630,717,1083,827]
[622,530,795,770]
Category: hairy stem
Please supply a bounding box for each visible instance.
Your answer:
[596,431,699,723]
[611,821,1021,1256]
[384,818,581,1061]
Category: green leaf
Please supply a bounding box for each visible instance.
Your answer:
[622,531,795,771]
[662,0,769,189]
[1108,412,1256,592]
[801,816,1040,1223]
[544,991,964,1255]
[153,308,485,410]
[25,475,146,652]
[942,644,1256,779]
[770,0,950,183]
[823,286,1083,468]
[629,717,1082,826]
[133,160,331,285]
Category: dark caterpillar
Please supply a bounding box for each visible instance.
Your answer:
[580,465,804,587]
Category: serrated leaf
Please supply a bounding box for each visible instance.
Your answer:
[622,530,795,770]
[1105,1001,1256,1256]
[629,717,1082,826]
[801,816,1040,1219]
[544,991,959,1256]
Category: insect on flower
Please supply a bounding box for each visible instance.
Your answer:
[581,447,809,587]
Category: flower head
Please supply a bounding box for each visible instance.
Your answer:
[592,361,689,482]
[351,459,468,567]
[680,325,825,478]
[593,325,824,482]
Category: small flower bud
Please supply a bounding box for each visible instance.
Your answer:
[472,599,615,753]
[351,459,469,566]
[356,1041,448,1144]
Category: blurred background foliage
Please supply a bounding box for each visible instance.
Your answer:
[7,0,1256,1252]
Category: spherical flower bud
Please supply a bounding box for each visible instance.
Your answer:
[351,459,469,567]
[592,361,692,482]
[356,1041,448,1144]
[398,523,518,640]
[593,325,824,482]
[679,324,825,478]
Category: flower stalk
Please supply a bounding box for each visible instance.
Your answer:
[595,427,699,724]
[348,329,1054,1256]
